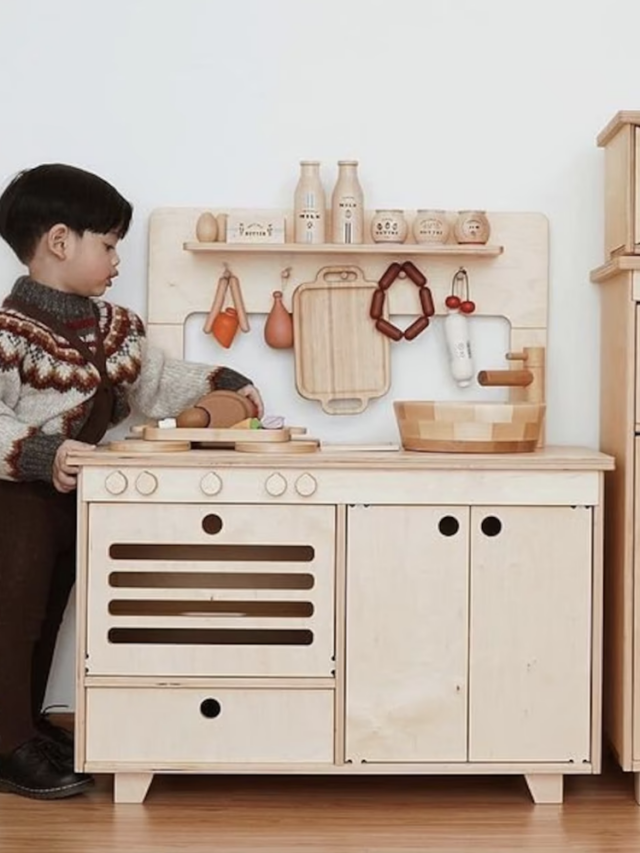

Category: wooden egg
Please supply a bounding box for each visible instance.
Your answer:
[195,212,218,243]
[176,406,210,428]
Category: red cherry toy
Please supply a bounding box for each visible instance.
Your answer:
[447,267,477,315]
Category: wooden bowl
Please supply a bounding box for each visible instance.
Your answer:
[393,400,545,453]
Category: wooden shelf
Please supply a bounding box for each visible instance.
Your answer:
[183,241,504,257]
[590,254,640,283]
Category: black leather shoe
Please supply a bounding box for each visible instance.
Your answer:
[36,716,74,764]
[0,736,93,799]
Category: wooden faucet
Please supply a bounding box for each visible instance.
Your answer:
[477,346,546,406]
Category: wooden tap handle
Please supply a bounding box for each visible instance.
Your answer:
[477,369,533,387]
[203,273,229,334]
[229,274,250,333]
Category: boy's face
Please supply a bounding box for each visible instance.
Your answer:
[61,230,121,297]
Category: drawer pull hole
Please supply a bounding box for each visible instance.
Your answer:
[438,516,459,537]
[481,516,502,537]
[200,698,221,719]
[202,514,223,535]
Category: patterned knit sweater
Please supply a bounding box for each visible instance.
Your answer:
[0,276,252,483]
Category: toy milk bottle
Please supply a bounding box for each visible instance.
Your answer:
[294,161,326,244]
[331,160,364,244]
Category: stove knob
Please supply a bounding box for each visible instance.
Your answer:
[265,472,287,497]
[295,473,317,497]
[135,471,158,496]
[105,470,128,495]
[200,472,223,496]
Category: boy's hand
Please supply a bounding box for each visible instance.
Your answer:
[53,439,96,493]
[237,384,264,419]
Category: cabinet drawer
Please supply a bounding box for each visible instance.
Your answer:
[84,687,334,764]
[85,503,335,677]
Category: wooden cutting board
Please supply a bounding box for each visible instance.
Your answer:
[293,266,390,414]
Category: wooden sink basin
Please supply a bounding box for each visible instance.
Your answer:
[393,400,546,453]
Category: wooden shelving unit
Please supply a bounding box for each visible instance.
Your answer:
[148,209,545,360]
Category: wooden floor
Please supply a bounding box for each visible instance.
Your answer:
[2,756,640,852]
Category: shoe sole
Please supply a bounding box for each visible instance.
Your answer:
[0,776,94,800]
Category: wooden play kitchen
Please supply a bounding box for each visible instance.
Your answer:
[69,191,613,805]
[591,110,640,803]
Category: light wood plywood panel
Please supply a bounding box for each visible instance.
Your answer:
[632,439,640,764]
[78,463,604,507]
[597,274,635,769]
[635,128,640,249]
[85,687,334,764]
[345,505,468,763]
[469,506,592,763]
[147,209,549,359]
[86,502,335,677]
[604,123,634,257]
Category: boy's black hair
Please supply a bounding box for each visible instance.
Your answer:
[0,163,133,263]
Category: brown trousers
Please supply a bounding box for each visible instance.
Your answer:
[0,479,77,751]
[0,297,114,751]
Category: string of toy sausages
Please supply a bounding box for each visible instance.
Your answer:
[369,261,435,341]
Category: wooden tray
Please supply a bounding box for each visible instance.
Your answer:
[293,266,390,414]
[108,439,191,453]
[235,439,320,454]
[142,426,292,443]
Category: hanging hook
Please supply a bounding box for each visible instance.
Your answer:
[280,267,293,302]
[451,267,469,301]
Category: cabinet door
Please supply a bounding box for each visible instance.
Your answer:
[345,505,469,762]
[469,506,592,763]
[86,503,335,677]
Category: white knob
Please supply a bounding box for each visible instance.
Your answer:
[135,471,158,496]
[105,470,128,495]
[295,473,317,497]
[200,472,223,496]
[265,473,287,497]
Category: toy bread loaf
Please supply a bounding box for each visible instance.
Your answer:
[176,390,255,429]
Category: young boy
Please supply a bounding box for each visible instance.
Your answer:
[0,163,263,799]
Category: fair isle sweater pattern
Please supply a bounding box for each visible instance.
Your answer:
[0,277,251,483]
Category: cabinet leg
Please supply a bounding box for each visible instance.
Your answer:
[524,773,563,804]
[634,773,640,805]
[113,772,154,803]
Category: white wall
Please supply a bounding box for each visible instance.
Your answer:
[0,0,635,707]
